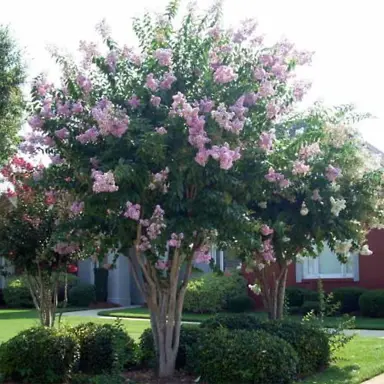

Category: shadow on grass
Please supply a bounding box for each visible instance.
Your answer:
[0,309,38,320]
[301,364,360,384]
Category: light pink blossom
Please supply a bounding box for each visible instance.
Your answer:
[150,95,161,107]
[145,73,159,92]
[325,165,342,182]
[124,202,141,221]
[160,72,177,89]
[258,131,275,151]
[155,260,170,271]
[299,143,321,159]
[194,245,211,264]
[55,128,70,140]
[70,201,84,215]
[155,126,167,135]
[92,169,119,193]
[168,233,184,248]
[76,127,100,144]
[213,65,238,84]
[260,224,274,236]
[154,48,173,66]
[292,160,310,175]
[128,95,140,109]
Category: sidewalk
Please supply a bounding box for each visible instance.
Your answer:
[62,309,384,337]
[362,374,384,383]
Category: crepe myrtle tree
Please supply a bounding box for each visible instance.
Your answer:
[236,105,384,320]
[0,156,83,327]
[23,0,313,376]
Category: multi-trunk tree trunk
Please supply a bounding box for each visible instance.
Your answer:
[25,266,63,327]
[253,259,289,320]
[129,245,195,378]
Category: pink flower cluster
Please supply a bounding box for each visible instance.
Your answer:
[261,238,275,262]
[211,100,246,134]
[292,160,310,175]
[19,131,46,155]
[193,245,211,264]
[149,167,169,193]
[213,65,238,84]
[76,127,100,144]
[106,51,118,72]
[146,73,159,92]
[258,130,275,151]
[160,72,177,90]
[151,95,161,107]
[207,144,241,170]
[299,142,321,159]
[155,260,170,271]
[56,101,71,117]
[325,165,342,182]
[55,127,70,141]
[147,205,166,240]
[92,169,119,193]
[266,101,279,119]
[155,126,167,135]
[53,242,79,255]
[265,167,290,188]
[154,48,173,66]
[45,191,57,205]
[70,201,84,215]
[260,224,274,236]
[22,214,42,228]
[124,201,141,221]
[199,98,215,113]
[76,74,93,93]
[127,95,140,109]
[92,99,129,138]
[34,77,52,97]
[168,233,184,248]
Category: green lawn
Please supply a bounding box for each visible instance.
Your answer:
[0,309,149,343]
[300,337,384,384]
[99,307,384,330]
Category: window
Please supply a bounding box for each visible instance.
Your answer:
[300,243,357,280]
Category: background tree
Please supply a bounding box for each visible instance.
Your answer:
[23,0,313,376]
[0,156,83,327]
[237,104,384,320]
[0,26,25,167]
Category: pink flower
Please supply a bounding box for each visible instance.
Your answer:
[70,201,84,215]
[53,242,79,255]
[271,63,288,81]
[155,260,170,271]
[128,95,140,109]
[292,160,310,175]
[145,73,159,92]
[258,131,275,151]
[138,236,151,252]
[312,189,321,201]
[195,149,210,166]
[253,67,267,81]
[28,115,43,129]
[199,98,215,113]
[299,143,321,159]
[106,50,118,72]
[50,155,64,165]
[260,224,274,236]
[44,191,56,205]
[208,144,241,170]
[44,136,55,147]
[193,245,211,264]
[160,72,177,90]
[150,95,161,107]
[279,179,291,189]
[92,169,119,193]
[258,81,275,98]
[149,167,169,193]
[213,65,238,84]
[77,74,92,93]
[72,102,84,114]
[55,128,70,140]
[57,101,71,117]
[124,201,141,221]
[76,127,100,144]
[155,127,167,135]
[265,167,284,182]
[154,48,173,66]
[259,54,274,67]
[325,165,342,182]
[261,239,275,262]
[168,233,184,248]
[266,102,279,119]
[293,81,311,101]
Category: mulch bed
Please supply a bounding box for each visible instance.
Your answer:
[124,370,202,384]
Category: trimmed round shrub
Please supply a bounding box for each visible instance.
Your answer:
[200,312,262,330]
[286,287,315,307]
[258,321,331,376]
[2,276,34,308]
[69,284,96,307]
[332,287,367,313]
[301,300,320,315]
[190,328,298,384]
[359,290,384,317]
[139,325,204,371]
[226,294,254,313]
[73,321,136,374]
[0,326,79,384]
[183,272,247,313]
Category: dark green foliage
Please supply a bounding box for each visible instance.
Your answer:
[0,326,79,384]
[94,268,109,302]
[258,321,331,376]
[73,321,136,374]
[359,290,384,317]
[200,312,262,330]
[301,300,321,315]
[0,26,25,166]
[286,286,316,307]
[190,328,298,384]
[2,277,33,308]
[71,373,125,384]
[138,325,204,371]
[183,272,247,313]
[226,294,254,313]
[332,287,367,313]
[69,284,96,307]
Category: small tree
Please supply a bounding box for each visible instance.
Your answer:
[240,105,384,320]
[23,1,313,376]
[0,26,25,167]
[0,156,82,327]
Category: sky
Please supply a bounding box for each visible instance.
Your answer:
[1,0,383,149]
